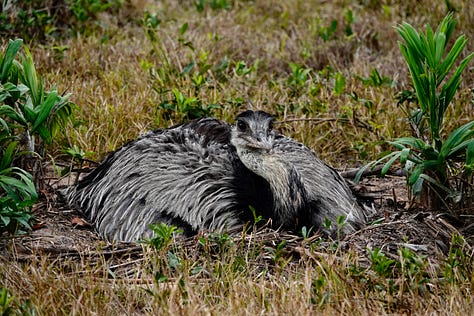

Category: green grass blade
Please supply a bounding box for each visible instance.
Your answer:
[408,164,424,186]
[381,151,401,176]
[20,46,43,107]
[433,32,446,68]
[425,25,437,67]
[419,173,453,195]
[439,121,474,159]
[437,36,468,82]
[436,12,455,46]
[441,51,474,106]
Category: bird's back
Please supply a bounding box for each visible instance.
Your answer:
[66,113,367,242]
[272,134,366,234]
[67,118,273,241]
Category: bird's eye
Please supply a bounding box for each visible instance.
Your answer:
[237,120,247,132]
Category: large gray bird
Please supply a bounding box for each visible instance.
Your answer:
[65,110,366,241]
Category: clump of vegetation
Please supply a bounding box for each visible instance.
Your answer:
[357,13,474,212]
[0,38,75,235]
[0,0,127,42]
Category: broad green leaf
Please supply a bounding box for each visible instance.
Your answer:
[14,171,37,200]
[354,160,377,183]
[0,104,27,126]
[0,39,22,83]
[423,159,442,171]
[441,51,474,106]
[419,173,453,195]
[465,140,474,174]
[381,151,401,176]
[0,117,9,133]
[20,96,37,123]
[399,147,411,164]
[0,168,37,202]
[411,176,423,196]
[0,214,11,226]
[390,137,427,150]
[36,125,52,144]
[0,141,18,170]
[440,121,474,159]
[421,145,439,161]
[0,176,31,195]
[20,46,43,107]
[31,92,61,133]
[16,215,32,229]
[433,32,446,67]
[408,164,424,186]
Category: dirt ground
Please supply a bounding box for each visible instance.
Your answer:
[3,170,473,268]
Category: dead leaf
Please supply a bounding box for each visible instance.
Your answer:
[32,223,47,230]
[71,217,92,228]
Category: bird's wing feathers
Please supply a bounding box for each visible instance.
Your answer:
[67,117,271,241]
[272,134,366,232]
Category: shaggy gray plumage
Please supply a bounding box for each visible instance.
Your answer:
[65,110,367,241]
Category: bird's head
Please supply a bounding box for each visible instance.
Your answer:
[230,110,276,153]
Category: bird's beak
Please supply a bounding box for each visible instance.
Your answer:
[245,132,273,152]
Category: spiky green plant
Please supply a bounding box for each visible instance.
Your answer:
[356,13,474,210]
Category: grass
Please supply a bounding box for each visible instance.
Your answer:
[28,0,473,165]
[1,0,474,314]
[2,229,474,314]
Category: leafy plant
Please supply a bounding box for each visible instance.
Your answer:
[233,60,253,77]
[301,225,313,239]
[368,247,396,278]
[195,0,231,12]
[287,63,312,97]
[1,39,75,150]
[356,13,474,210]
[333,72,346,96]
[144,223,183,251]
[158,88,220,119]
[0,167,36,235]
[0,0,126,41]
[1,38,75,235]
[443,234,472,284]
[318,19,338,42]
[356,68,394,87]
[344,9,355,37]
[0,288,15,315]
[366,246,430,296]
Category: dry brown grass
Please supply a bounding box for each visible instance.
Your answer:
[2,0,474,314]
[2,228,474,315]
[21,0,473,165]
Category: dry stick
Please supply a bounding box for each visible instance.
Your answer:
[23,244,144,260]
[343,219,410,240]
[278,117,349,124]
[340,165,384,179]
[392,187,398,212]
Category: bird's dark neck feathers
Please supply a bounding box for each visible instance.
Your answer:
[236,148,309,229]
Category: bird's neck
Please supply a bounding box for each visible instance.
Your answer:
[237,149,308,228]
